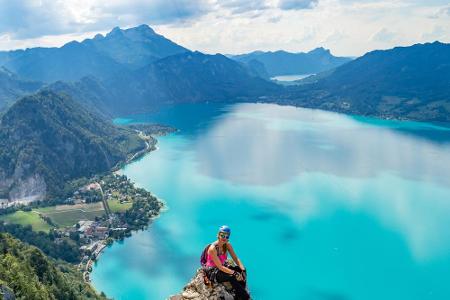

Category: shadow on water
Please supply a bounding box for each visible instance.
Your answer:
[116,225,198,280]
[350,115,450,145]
[114,102,232,136]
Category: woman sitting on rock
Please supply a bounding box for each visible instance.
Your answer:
[202,225,250,300]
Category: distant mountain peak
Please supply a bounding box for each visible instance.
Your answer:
[231,47,351,76]
[272,50,289,55]
[62,40,81,48]
[133,24,156,34]
[107,26,124,37]
[105,24,157,38]
[0,24,188,82]
[308,47,330,55]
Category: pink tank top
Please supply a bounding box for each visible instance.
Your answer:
[206,244,227,267]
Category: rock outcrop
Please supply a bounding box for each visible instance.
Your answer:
[169,268,249,300]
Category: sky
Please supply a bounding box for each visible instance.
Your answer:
[0,0,448,56]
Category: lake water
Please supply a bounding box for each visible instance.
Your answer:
[92,103,450,300]
[271,74,313,81]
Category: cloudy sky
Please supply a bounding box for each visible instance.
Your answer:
[0,0,448,56]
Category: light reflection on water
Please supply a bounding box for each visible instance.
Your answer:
[93,103,450,300]
[195,103,450,187]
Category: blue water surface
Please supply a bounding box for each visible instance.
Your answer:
[92,103,450,300]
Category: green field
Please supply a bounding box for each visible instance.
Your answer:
[108,199,133,213]
[35,202,105,227]
[0,211,53,233]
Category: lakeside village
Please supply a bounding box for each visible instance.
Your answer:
[0,174,164,283]
[0,124,177,282]
[72,174,165,282]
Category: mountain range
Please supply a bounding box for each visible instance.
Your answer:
[0,25,281,117]
[0,25,448,122]
[0,24,187,82]
[107,51,280,114]
[231,48,352,77]
[278,41,450,122]
[0,26,448,205]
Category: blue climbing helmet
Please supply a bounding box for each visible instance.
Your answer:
[219,225,231,236]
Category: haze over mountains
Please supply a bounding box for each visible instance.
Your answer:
[279,41,450,122]
[231,48,352,77]
[0,24,188,82]
[0,24,449,122]
[0,24,447,205]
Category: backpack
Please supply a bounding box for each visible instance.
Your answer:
[200,243,211,267]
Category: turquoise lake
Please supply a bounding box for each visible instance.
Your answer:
[92,103,450,300]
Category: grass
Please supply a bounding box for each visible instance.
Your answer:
[108,199,133,213]
[0,211,53,233]
[35,202,105,227]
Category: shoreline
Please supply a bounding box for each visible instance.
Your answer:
[85,129,171,295]
[83,203,168,285]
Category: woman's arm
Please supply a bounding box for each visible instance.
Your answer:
[208,245,234,274]
[227,243,245,271]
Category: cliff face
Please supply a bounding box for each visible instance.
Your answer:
[8,173,47,203]
[169,268,250,300]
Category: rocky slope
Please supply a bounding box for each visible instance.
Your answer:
[169,269,247,300]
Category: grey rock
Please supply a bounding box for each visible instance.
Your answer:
[169,268,250,300]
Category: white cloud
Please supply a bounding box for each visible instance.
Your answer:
[421,25,450,42]
[370,28,397,42]
[428,4,450,18]
[278,0,319,10]
[0,0,210,39]
[218,0,271,14]
[0,0,448,56]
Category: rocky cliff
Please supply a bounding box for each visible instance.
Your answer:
[169,268,251,300]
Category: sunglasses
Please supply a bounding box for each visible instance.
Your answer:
[219,233,230,239]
